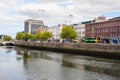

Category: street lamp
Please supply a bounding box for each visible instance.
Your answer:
[65,12,74,25]
[38,9,45,12]
[38,9,46,20]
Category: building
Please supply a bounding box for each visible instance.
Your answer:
[85,16,120,38]
[73,24,85,39]
[47,23,85,42]
[0,35,7,42]
[0,35,4,42]
[72,20,95,39]
[47,25,61,40]
[38,26,48,32]
[24,19,44,34]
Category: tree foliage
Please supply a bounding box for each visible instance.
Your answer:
[60,26,77,39]
[4,35,12,41]
[42,31,52,40]
[34,32,42,40]
[22,33,33,41]
[16,32,24,40]
[34,31,52,40]
[16,31,52,41]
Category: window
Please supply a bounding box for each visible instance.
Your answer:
[110,28,112,32]
[110,33,112,37]
[113,33,115,37]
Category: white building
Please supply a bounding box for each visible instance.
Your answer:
[73,23,85,39]
[47,23,85,42]
[47,25,61,40]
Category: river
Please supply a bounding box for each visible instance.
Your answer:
[0,46,120,80]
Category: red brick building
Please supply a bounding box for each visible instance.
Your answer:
[85,17,120,38]
[38,26,48,32]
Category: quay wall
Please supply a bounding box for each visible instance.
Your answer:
[15,41,120,60]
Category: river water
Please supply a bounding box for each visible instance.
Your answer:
[0,46,120,80]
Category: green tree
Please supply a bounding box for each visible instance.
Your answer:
[4,35,12,41]
[34,32,42,40]
[34,31,52,41]
[60,26,77,39]
[22,33,33,41]
[42,31,52,40]
[16,32,24,40]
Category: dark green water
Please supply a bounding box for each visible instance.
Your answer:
[0,46,120,80]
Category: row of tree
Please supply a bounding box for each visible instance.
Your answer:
[16,31,52,41]
[16,26,78,42]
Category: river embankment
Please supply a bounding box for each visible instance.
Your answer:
[15,41,120,60]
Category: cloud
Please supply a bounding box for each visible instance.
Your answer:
[1,0,120,25]
[0,0,120,37]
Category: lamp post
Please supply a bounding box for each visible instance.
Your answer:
[69,14,74,24]
[64,14,74,25]
[63,7,74,25]
[38,9,45,15]
[38,9,45,12]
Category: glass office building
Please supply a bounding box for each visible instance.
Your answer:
[24,19,44,34]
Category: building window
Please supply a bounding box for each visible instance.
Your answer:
[110,33,112,37]
[112,28,114,32]
[113,33,114,37]
[111,28,113,32]
[110,28,112,32]
[107,28,109,32]
[116,27,118,32]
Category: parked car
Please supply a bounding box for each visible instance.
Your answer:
[102,38,111,44]
[94,38,102,43]
[84,38,95,43]
[110,38,120,44]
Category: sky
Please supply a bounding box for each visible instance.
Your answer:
[0,0,120,38]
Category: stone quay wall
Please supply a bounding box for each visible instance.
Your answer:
[15,41,120,60]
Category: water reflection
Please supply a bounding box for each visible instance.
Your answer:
[1,46,14,53]
[0,46,119,80]
[0,46,26,80]
[15,46,120,80]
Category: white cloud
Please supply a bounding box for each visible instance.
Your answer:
[0,0,120,37]
[1,0,120,25]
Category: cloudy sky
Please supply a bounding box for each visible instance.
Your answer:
[0,0,120,38]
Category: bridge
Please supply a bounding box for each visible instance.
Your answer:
[0,41,15,46]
